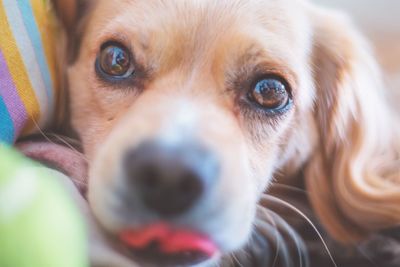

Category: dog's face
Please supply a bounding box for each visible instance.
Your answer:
[64,0,315,265]
[53,0,400,265]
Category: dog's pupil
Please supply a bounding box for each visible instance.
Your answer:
[252,79,288,109]
[115,51,129,69]
[100,45,130,76]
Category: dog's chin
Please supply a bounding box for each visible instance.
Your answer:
[120,246,217,267]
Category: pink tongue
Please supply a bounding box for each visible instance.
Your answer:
[119,224,218,257]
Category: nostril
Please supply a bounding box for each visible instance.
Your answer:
[139,166,160,188]
[138,175,160,194]
[139,172,204,217]
[179,173,203,197]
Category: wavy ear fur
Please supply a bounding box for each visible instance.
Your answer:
[306,7,400,243]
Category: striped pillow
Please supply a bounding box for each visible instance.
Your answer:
[0,0,58,144]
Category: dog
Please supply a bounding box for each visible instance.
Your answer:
[50,0,400,266]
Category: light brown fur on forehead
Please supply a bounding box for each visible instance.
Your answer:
[70,0,315,159]
[81,0,311,76]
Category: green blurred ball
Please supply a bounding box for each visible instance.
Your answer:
[0,144,89,267]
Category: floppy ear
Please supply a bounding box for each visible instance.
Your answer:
[305,8,400,243]
[51,0,79,32]
[51,0,94,31]
[50,0,93,134]
[50,0,93,63]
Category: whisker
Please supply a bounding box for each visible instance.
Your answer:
[31,119,62,146]
[230,247,251,266]
[231,253,245,267]
[263,221,291,267]
[31,119,89,163]
[356,244,380,267]
[267,209,310,267]
[48,133,88,161]
[256,207,281,267]
[272,183,308,195]
[255,207,294,267]
[261,195,338,267]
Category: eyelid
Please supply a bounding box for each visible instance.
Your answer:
[251,73,293,95]
[227,61,297,96]
[95,32,132,53]
[249,62,297,94]
[100,40,129,51]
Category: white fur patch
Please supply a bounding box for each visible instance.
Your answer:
[160,100,199,144]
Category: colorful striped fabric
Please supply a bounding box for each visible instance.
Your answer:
[0,0,58,143]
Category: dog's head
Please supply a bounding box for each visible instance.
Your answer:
[52,0,400,266]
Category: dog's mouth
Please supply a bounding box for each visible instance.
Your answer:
[119,223,218,266]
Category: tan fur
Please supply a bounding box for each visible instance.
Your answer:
[305,6,400,242]
[52,0,400,260]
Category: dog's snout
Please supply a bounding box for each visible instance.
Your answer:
[123,141,220,216]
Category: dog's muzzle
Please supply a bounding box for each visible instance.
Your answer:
[118,140,221,265]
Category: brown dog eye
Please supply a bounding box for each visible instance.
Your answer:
[249,77,291,111]
[98,44,134,78]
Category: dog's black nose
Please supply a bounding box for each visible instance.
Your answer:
[124,141,219,216]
